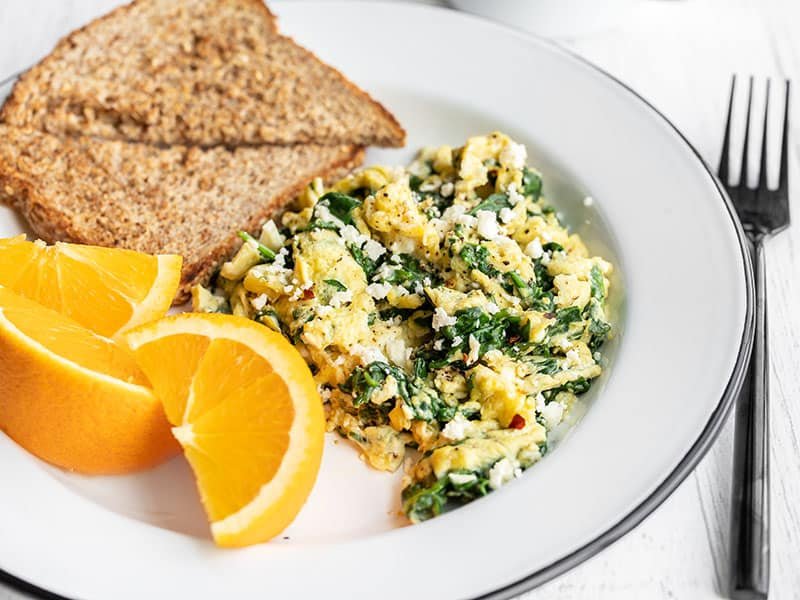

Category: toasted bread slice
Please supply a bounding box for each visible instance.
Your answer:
[0,125,364,302]
[1,0,405,148]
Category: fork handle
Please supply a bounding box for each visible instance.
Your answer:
[730,238,770,600]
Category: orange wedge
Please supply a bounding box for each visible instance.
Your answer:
[0,235,182,338]
[124,314,324,547]
[0,286,177,473]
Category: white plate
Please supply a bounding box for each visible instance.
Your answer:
[0,2,753,599]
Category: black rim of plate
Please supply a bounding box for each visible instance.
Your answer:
[0,4,755,599]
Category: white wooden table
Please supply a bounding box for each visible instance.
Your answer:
[1,1,799,599]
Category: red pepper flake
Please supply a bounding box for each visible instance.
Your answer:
[302,287,315,300]
[509,414,526,429]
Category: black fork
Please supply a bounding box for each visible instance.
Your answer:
[718,76,790,600]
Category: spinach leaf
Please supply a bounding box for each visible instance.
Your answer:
[533,259,554,290]
[348,243,378,278]
[385,254,428,286]
[323,279,347,292]
[306,192,362,230]
[503,271,553,312]
[341,361,454,423]
[543,377,592,402]
[542,242,564,253]
[522,167,543,201]
[402,469,494,523]
[459,243,500,277]
[589,265,605,300]
[548,306,583,336]
[468,193,511,215]
[409,387,457,423]
[341,362,411,407]
[588,317,611,350]
[530,356,560,375]
[237,231,276,261]
[420,307,524,367]
[414,357,429,380]
[319,192,361,225]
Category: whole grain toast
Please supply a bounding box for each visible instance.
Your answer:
[1,0,405,148]
[0,125,364,302]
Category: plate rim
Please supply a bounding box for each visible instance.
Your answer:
[0,2,754,599]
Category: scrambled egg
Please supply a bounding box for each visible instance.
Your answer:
[195,132,613,523]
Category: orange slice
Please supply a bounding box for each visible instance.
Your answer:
[0,286,177,473]
[124,314,324,547]
[0,235,182,338]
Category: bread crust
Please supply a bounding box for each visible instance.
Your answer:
[0,128,365,304]
[0,1,404,148]
[0,0,279,128]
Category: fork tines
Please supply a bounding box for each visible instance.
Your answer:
[718,76,790,235]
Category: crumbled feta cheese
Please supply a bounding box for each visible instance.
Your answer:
[506,182,525,206]
[558,337,572,351]
[488,457,520,490]
[289,279,314,302]
[250,294,268,311]
[389,236,416,254]
[260,220,285,250]
[283,284,294,294]
[386,337,412,367]
[366,282,391,300]
[340,225,363,245]
[456,213,478,229]
[442,413,470,441]
[541,252,552,266]
[541,401,565,429]
[449,472,477,485]
[428,218,449,236]
[442,204,467,223]
[372,262,396,282]
[419,176,442,192]
[316,305,333,317]
[565,349,580,367]
[451,335,463,347]
[476,210,500,240]
[414,281,424,295]
[363,238,387,261]
[432,307,457,330]
[350,344,388,366]
[498,207,515,224]
[499,141,527,170]
[408,160,430,178]
[433,339,444,351]
[485,302,500,315]
[272,247,288,268]
[535,392,546,412]
[583,195,594,207]
[314,204,345,229]
[318,386,332,401]
[329,290,353,308]
[466,334,481,365]
[440,181,455,197]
